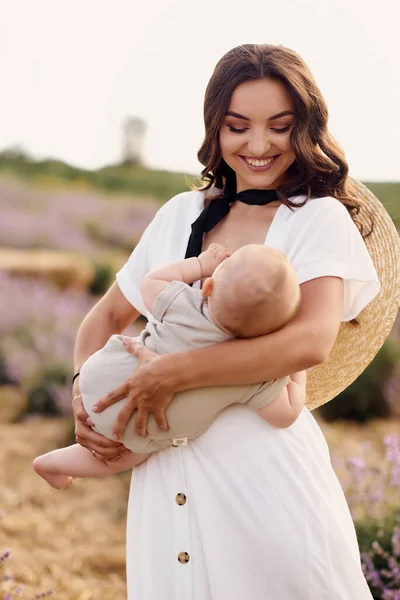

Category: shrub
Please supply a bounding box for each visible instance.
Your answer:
[318,341,400,423]
[331,432,400,598]
[361,528,400,599]
[0,273,94,415]
[89,263,115,296]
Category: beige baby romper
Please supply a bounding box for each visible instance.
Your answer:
[80,280,289,453]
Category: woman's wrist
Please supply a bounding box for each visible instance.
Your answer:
[157,352,196,392]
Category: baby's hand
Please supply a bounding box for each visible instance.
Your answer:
[199,243,232,277]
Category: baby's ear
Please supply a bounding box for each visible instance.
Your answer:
[201,277,214,297]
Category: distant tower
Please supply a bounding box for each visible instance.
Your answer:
[122,117,147,165]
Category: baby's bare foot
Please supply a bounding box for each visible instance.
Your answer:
[39,472,74,489]
[33,459,75,490]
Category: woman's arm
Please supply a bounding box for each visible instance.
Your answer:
[73,282,140,373]
[170,276,344,389]
[72,281,141,460]
[93,276,344,439]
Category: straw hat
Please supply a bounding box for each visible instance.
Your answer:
[306,179,400,410]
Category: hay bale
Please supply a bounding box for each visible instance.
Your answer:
[0,248,95,290]
[0,386,28,422]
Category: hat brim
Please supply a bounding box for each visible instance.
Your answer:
[306,179,400,410]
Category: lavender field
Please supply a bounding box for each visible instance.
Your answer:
[0,176,153,414]
[0,176,159,256]
[1,172,400,599]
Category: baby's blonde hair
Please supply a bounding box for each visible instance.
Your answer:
[209,245,300,338]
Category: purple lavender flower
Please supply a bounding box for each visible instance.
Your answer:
[384,434,400,466]
[361,550,384,590]
[0,178,157,255]
[32,590,55,598]
[0,549,11,562]
[392,528,400,557]
[0,272,142,414]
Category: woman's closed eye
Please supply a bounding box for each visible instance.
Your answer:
[271,125,292,133]
[227,125,249,133]
[227,124,292,134]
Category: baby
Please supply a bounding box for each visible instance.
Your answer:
[33,243,306,489]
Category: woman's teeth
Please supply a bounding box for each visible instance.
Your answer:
[244,156,276,167]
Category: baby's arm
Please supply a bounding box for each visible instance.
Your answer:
[256,371,307,428]
[33,444,149,490]
[140,243,231,314]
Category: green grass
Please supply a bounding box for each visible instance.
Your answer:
[362,182,400,228]
[0,148,199,202]
[0,150,399,221]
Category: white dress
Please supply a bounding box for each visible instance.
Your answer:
[116,190,380,600]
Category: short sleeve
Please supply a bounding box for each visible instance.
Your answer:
[285,197,380,321]
[116,203,170,315]
[116,190,204,316]
[152,281,193,322]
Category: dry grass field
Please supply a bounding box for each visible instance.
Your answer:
[1,405,399,600]
[1,416,131,600]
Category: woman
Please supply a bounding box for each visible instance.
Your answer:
[72,45,380,599]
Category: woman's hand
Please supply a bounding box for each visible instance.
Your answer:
[72,379,129,462]
[91,339,176,440]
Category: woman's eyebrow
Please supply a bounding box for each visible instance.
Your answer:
[225,110,295,121]
[225,110,250,121]
[269,110,295,121]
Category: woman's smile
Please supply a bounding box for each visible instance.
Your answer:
[240,154,281,172]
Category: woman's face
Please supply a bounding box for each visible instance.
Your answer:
[219,78,296,192]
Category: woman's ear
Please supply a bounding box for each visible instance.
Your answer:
[201,277,214,297]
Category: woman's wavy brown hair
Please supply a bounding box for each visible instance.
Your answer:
[197,44,370,235]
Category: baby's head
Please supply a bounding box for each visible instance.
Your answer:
[201,245,300,338]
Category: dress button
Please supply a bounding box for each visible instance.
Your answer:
[177,551,190,564]
[176,493,187,505]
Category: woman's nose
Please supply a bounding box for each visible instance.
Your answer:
[247,132,272,157]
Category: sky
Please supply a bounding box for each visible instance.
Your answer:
[1,0,399,181]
